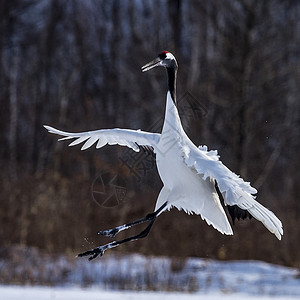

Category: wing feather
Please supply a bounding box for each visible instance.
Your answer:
[68,136,90,147]
[44,125,160,152]
[183,143,283,240]
[96,139,107,149]
[81,136,99,150]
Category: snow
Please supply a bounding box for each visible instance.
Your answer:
[68,254,300,296]
[1,250,300,298]
[0,285,296,300]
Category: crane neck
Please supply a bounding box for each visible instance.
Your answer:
[166,65,177,105]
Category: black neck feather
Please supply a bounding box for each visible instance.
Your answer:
[166,66,177,105]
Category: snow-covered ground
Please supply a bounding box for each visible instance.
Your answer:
[0,285,296,300]
[1,247,300,298]
[65,254,300,297]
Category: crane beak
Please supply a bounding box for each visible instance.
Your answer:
[141,57,162,72]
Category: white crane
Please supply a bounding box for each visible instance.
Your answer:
[44,51,283,260]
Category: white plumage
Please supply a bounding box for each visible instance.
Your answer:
[44,51,282,258]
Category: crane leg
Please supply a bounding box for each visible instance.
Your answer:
[77,201,167,260]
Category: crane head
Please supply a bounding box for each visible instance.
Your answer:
[141,51,178,72]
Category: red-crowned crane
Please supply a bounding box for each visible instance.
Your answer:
[44,51,283,260]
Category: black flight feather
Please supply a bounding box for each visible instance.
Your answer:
[136,144,156,157]
[215,181,252,225]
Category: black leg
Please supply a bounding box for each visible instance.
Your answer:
[78,201,167,260]
[97,201,167,238]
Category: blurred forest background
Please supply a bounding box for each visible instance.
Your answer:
[0,0,299,268]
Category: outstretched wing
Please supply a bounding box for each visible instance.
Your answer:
[183,143,283,240]
[44,125,160,152]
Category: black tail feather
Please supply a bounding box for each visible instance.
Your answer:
[227,205,253,225]
[215,181,252,225]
